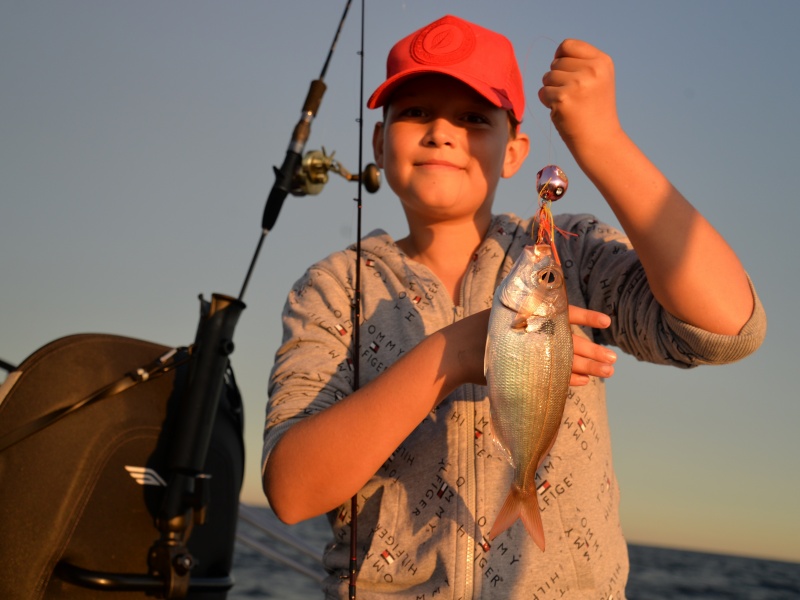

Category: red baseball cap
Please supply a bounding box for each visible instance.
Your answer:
[367,15,525,124]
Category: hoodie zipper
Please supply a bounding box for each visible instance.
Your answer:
[456,277,477,599]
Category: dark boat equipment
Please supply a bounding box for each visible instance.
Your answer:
[0,1,375,598]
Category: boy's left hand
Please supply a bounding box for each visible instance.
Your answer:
[568,305,616,386]
[538,39,622,153]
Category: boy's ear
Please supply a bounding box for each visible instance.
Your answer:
[502,131,530,179]
[372,121,385,168]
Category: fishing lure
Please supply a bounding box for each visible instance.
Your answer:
[533,165,571,265]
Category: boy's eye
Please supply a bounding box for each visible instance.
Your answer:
[398,107,426,118]
[463,112,490,125]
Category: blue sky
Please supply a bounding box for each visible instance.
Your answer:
[2,1,798,564]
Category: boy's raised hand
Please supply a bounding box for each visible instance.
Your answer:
[538,42,754,337]
[538,39,623,154]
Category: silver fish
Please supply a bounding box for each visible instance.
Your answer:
[484,243,573,550]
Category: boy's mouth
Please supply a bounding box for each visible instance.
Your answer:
[415,159,462,170]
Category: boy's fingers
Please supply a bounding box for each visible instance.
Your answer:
[570,347,616,387]
[568,305,611,329]
[554,38,601,60]
[547,57,588,77]
[569,320,617,387]
[573,335,617,366]
[569,373,590,387]
[570,360,614,387]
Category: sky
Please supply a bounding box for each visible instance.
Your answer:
[1,0,799,565]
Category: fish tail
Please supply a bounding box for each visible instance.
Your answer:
[520,493,546,551]
[488,486,522,541]
[488,485,546,551]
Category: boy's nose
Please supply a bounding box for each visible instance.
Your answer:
[422,118,456,147]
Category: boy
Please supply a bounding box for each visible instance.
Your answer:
[262,15,765,599]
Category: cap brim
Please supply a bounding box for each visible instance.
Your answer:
[367,68,514,117]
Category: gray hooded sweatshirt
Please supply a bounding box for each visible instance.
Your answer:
[263,213,766,599]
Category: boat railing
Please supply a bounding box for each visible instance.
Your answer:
[236,503,326,584]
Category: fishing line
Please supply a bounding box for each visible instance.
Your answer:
[522,35,562,168]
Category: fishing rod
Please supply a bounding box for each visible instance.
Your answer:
[151,2,374,595]
[238,1,374,597]
[238,0,378,303]
[350,6,366,597]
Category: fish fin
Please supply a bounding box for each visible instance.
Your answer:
[488,486,522,541]
[488,429,514,467]
[520,495,546,551]
[537,436,558,472]
[483,333,490,378]
[510,312,530,329]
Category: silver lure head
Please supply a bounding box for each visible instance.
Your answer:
[498,244,567,330]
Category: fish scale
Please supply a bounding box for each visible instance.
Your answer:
[484,243,573,550]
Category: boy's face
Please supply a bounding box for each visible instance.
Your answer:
[373,74,528,224]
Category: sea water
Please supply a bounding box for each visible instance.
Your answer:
[229,507,800,599]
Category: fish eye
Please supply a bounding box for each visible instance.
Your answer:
[537,268,561,287]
